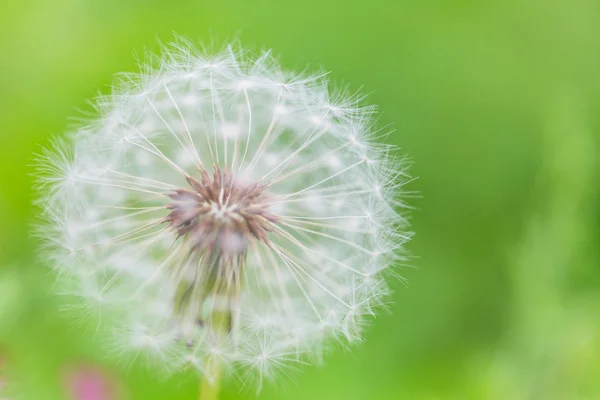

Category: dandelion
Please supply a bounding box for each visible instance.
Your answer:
[35,39,412,397]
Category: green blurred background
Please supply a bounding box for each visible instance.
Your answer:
[1,0,599,399]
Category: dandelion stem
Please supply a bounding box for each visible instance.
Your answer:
[198,309,229,400]
[199,368,221,400]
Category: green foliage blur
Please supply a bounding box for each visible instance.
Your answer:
[1,0,599,399]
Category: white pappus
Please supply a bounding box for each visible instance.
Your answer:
[34,39,413,389]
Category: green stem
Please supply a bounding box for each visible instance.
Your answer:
[199,364,221,400]
[199,308,229,400]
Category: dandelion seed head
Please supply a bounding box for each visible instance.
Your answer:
[35,39,412,387]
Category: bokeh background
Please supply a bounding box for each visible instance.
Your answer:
[1,0,600,399]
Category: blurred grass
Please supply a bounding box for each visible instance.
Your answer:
[0,0,599,399]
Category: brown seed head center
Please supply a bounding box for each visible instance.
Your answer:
[166,166,277,255]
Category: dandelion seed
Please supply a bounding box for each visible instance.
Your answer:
[35,39,412,390]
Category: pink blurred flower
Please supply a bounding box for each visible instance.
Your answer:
[64,365,118,400]
[0,357,5,386]
[0,357,7,399]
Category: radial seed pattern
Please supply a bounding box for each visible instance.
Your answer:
[36,41,412,385]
